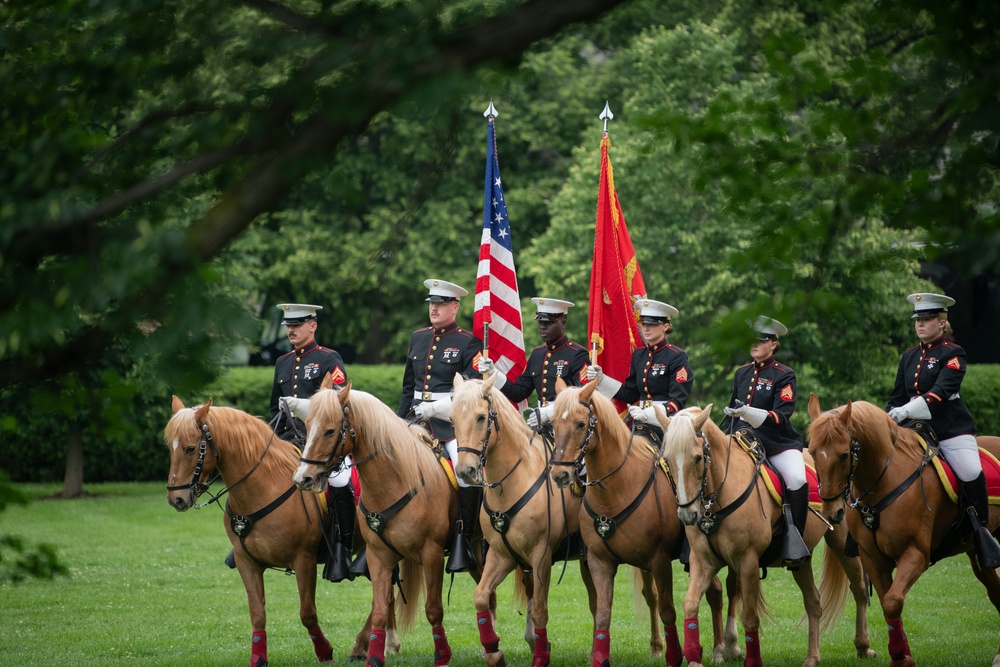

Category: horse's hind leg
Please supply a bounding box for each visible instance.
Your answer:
[829,539,875,659]
[705,572,741,663]
[293,561,333,662]
[968,554,1000,667]
[638,569,665,657]
[651,564,682,667]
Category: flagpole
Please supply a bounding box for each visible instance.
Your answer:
[481,101,500,378]
[591,101,615,367]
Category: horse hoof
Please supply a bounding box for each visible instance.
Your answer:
[857,647,876,660]
[485,650,506,667]
[347,653,366,662]
[889,657,913,667]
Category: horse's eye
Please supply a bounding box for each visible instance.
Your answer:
[476,414,486,424]
[184,446,196,455]
[838,452,849,463]
[575,421,586,430]
[693,454,702,465]
[325,429,336,438]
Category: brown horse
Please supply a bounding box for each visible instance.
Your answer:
[807,394,1000,667]
[451,373,604,666]
[293,380,482,667]
[657,404,874,667]
[548,381,740,667]
[164,396,373,666]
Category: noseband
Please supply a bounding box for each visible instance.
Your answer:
[818,435,862,503]
[299,400,356,469]
[167,422,219,499]
[454,392,521,489]
[550,398,597,479]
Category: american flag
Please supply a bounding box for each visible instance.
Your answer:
[473,108,527,386]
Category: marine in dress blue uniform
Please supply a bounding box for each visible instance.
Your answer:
[721,316,810,566]
[885,292,1000,568]
[397,279,483,572]
[588,299,693,440]
[480,297,589,430]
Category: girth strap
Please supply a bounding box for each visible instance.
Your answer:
[483,468,549,572]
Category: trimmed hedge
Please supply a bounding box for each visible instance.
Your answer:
[1,364,997,483]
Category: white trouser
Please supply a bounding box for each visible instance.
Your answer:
[327,455,354,488]
[770,449,807,490]
[941,434,981,482]
[442,438,472,488]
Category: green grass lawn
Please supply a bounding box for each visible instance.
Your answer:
[1,482,996,666]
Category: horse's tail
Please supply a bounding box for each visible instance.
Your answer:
[513,569,529,612]
[394,559,425,634]
[631,567,655,622]
[817,539,850,636]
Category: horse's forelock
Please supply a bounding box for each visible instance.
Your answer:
[662,408,698,459]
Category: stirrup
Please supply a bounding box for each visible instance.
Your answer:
[968,508,1000,569]
[780,506,811,568]
[446,532,475,573]
[349,545,369,579]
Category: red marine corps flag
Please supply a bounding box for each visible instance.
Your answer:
[474,102,527,393]
[588,103,646,410]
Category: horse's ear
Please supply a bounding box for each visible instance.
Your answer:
[194,397,213,426]
[653,405,669,430]
[579,379,598,402]
[839,400,853,428]
[338,380,352,403]
[693,403,713,432]
[453,373,465,389]
[807,393,822,420]
[321,372,335,390]
[555,377,568,395]
[481,373,497,393]
[171,395,185,414]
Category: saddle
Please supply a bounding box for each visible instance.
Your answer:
[415,429,459,491]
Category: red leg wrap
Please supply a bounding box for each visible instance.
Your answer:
[366,627,386,667]
[476,610,500,653]
[886,617,911,662]
[682,617,703,665]
[663,623,682,667]
[744,630,762,667]
[308,624,333,662]
[432,626,452,667]
[532,627,550,667]
[250,630,268,667]
[593,628,611,667]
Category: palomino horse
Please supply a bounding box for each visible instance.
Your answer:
[164,396,370,666]
[807,395,1000,667]
[657,405,874,667]
[293,380,482,667]
[451,373,602,666]
[548,381,740,667]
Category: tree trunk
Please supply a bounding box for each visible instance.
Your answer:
[61,429,85,498]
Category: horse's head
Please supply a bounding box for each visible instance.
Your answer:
[549,380,599,488]
[658,405,714,526]
[164,395,217,512]
[293,381,354,493]
[806,393,854,525]
[451,373,497,486]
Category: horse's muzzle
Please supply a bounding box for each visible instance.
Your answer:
[550,467,574,489]
[455,464,481,487]
[293,464,329,493]
[168,492,193,512]
[677,507,699,526]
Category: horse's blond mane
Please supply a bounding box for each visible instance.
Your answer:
[164,405,300,476]
[310,388,439,493]
[452,379,543,455]
[810,400,905,456]
[554,385,654,464]
[662,406,709,459]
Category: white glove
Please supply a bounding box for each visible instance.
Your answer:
[586,364,602,382]
[888,396,931,423]
[628,405,656,424]
[526,405,555,429]
[723,404,768,428]
[477,357,506,389]
[414,396,453,421]
[279,396,311,419]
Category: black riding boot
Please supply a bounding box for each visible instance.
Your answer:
[324,484,357,583]
[780,484,811,568]
[960,472,1000,569]
[446,486,481,573]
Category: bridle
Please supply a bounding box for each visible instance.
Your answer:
[298,400,356,470]
[550,398,598,485]
[666,429,711,511]
[455,392,522,492]
[166,422,219,500]
[818,435,862,503]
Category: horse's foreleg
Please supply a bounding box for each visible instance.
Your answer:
[716,568,743,662]
[651,563,681,667]
[527,560,553,667]
[791,560,822,667]
[876,549,926,667]
[350,612,372,662]
[589,556,618,667]
[293,559,333,663]
[637,569,664,657]
[366,564,395,667]
[422,552,452,667]
[473,549,514,667]
[736,555,764,667]
[237,565,269,667]
[680,551,719,667]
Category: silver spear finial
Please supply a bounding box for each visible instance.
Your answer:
[600,101,614,133]
[484,100,498,120]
